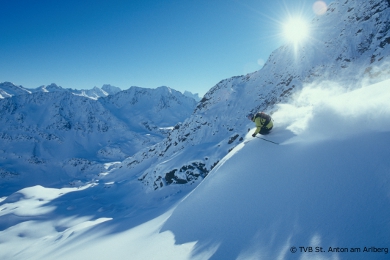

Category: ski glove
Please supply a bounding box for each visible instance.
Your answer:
[252,133,257,137]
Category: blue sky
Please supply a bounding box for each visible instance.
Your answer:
[1,0,324,96]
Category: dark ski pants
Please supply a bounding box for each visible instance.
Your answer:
[259,126,272,135]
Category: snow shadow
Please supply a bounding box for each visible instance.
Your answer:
[0,177,191,259]
[161,132,390,259]
[161,79,390,259]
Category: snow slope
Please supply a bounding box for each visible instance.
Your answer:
[1,1,390,259]
[123,0,390,192]
[162,78,390,259]
[1,78,389,260]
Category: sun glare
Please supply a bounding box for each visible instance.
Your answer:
[283,17,309,44]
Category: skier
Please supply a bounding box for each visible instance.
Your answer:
[247,112,273,137]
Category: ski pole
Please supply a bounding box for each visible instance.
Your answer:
[256,136,279,145]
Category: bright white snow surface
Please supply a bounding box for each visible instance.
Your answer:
[1,79,390,260]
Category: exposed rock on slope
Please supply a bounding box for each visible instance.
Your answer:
[122,0,390,191]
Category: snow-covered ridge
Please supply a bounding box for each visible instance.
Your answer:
[0,83,121,100]
[123,0,390,191]
[1,69,389,260]
[0,82,32,98]
[0,1,390,258]
[183,90,201,102]
[0,85,197,194]
[0,82,201,103]
[0,82,119,100]
[159,78,390,259]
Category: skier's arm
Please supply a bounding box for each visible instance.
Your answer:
[252,117,263,136]
[253,126,261,135]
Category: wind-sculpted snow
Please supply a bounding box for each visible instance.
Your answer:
[129,0,390,191]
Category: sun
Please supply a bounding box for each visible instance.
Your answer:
[282,17,309,44]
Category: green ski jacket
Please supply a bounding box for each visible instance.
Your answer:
[253,116,273,135]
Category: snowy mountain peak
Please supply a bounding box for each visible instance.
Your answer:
[183,90,201,102]
[102,85,197,127]
[37,83,65,93]
[101,84,121,95]
[0,84,197,193]
[0,81,31,98]
[1,1,390,259]
[124,0,390,192]
[157,85,171,91]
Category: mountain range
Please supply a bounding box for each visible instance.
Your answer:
[0,0,390,259]
[0,82,120,99]
[2,0,390,210]
[0,84,197,194]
